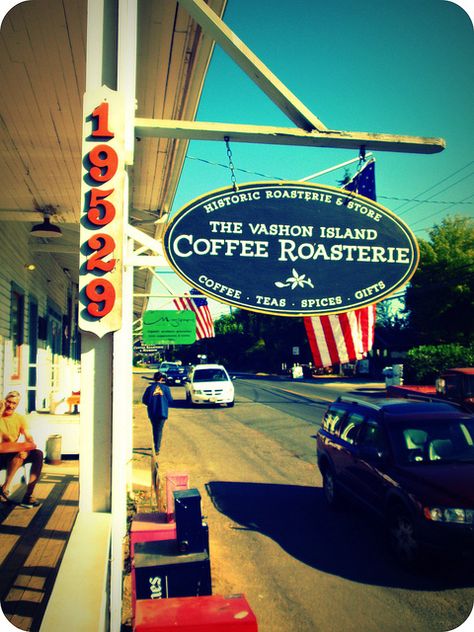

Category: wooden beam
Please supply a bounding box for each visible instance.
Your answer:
[135,118,445,154]
[178,0,327,132]
[126,224,163,253]
[126,255,167,267]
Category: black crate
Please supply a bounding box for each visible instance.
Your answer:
[133,539,212,600]
[174,488,207,553]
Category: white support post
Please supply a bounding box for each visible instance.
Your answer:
[80,0,118,516]
[109,1,138,631]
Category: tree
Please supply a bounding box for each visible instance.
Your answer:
[404,343,474,384]
[404,215,474,345]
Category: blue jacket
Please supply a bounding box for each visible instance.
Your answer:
[142,381,173,421]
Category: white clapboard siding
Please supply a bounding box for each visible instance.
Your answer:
[0,221,73,396]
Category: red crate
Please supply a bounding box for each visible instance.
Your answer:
[134,594,258,631]
[131,513,178,623]
[165,472,189,521]
[131,512,177,557]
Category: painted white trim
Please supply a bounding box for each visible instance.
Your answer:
[126,224,164,253]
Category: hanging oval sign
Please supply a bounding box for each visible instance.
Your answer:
[163,181,419,316]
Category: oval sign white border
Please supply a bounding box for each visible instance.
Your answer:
[163,181,419,316]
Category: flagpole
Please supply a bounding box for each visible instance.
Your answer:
[298,152,373,182]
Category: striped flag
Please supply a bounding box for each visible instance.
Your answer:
[304,305,376,368]
[173,288,215,340]
[303,160,377,368]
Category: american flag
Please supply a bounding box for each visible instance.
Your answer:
[173,288,215,340]
[304,305,376,368]
[303,160,377,368]
[344,158,376,200]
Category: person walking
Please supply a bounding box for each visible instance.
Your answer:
[142,372,173,455]
[0,391,43,508]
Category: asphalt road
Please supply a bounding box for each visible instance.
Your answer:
[132,373,474,632]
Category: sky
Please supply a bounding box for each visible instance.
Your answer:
[151,0,474,316]
[1,0,471,318]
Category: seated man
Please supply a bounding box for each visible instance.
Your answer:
[0,391,43,508]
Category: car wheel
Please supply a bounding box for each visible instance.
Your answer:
[227,400,235,408]
[322,465,339,508]
[387,507,420,566]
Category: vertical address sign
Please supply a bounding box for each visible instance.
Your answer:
[79,86,125,337]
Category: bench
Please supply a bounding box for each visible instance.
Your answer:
[0,442,35,500]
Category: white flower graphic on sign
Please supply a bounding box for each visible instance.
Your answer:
[275,268,314,290]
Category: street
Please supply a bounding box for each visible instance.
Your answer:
[132,373,474,632]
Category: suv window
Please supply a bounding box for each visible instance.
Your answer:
[322,405,346,433]
[339,412,364,444]
[357,419,389,452]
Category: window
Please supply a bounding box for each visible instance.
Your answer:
[193,369,228,382]
[357,419,389,452]
[10,284,25,379]
[322,405,346,433]
[339,412,364,444]
[444,375,461,399]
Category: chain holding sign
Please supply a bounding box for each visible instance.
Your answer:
[79,86,125,337]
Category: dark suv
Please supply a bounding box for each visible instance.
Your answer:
[164,365,190,386]
[316,396,474,565]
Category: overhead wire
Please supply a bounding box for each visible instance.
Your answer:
[398,170,474,218]
[185,154,284,181]
[391,160,474,214]
[412,191,474,234]
[184,153,473,241]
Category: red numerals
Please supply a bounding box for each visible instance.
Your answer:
[88,144,118,182]
[87,188,116,225]
[85,279,116,318]
[83,100,120,321]
[86,234,116,272]
[91,102,114,138]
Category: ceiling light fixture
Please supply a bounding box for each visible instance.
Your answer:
[30,207,62,238]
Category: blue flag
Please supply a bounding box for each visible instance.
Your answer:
[344,159,376,201]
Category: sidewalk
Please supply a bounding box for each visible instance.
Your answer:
[0,460,79,631]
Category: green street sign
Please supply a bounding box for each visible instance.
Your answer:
[142,310,196,344]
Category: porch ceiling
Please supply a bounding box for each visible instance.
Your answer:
[0,0,226,321]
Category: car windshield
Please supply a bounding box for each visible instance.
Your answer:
[388,417,474,465]
[193,369,228,382]
[465,375,474,398]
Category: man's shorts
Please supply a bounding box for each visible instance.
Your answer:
[0,449,43,469]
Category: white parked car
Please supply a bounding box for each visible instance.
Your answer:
[185,364,235,407]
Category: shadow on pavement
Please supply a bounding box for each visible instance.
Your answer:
[205,480,473,591]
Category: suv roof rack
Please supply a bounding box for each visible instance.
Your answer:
[336,395,381,410]
[393,391,466,411]
[337,393,467,414]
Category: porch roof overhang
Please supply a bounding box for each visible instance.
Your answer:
[0,0,227,321]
